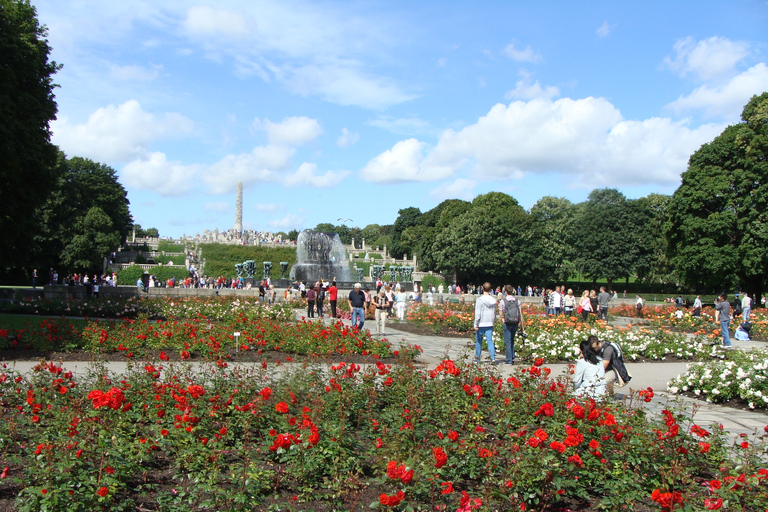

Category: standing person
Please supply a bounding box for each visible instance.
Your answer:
[692,295,702,317]
[258,280,266,303]
[597,286,611,321]
[715,293,732,348]
[395,286,407,321]
[742,292,752,321]
[316,285,325,318]
[306,285,316,318]
[589,290,599,319]
[636,295,644,317]
[32,269,38,288]
[349,283,366,331]
[374,291,389,335]
[427,286,434,306]
[563,289,576,316]
[473,282,498,364]
[551,286,562,316]
[385,285,395,317]
[580,291,592,321]
[572,339,606,398]
[363,286,372,314]
[328,280,338,319]
[499,284,525,365]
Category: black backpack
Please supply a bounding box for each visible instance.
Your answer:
[503,298,520,324]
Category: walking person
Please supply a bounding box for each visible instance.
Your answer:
[328,280,338,319]
[316,284,325,318]
[306,285,316,318]
[499,285,524,365]
[374,291,389,335]
[474,282,498,364]
[395,286,407,321]
[597,286,611,321]
[563,289,576,316]
[715,293,732,348]
[635,295,644,317]
[349,283,366,331]
[579,291,592,321]
[742,292,752,321]
[692,295,702,317]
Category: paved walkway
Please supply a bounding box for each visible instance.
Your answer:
[3,314,767,441]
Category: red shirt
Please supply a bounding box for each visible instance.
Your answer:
[329,285,338,301]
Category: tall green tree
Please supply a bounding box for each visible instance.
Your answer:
[431,192,538,285]
[0,0,60,270]
[34,154,133,273]
[665,92,768,300]
[571,188,650,287]
[390,207,422,259]
[529,196,577,282]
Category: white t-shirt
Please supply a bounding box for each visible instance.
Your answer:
[572,359,606,398]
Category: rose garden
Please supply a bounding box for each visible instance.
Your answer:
[1,296,767,511]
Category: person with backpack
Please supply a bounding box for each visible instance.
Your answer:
[499,284,525,365]
[589,335,631,396]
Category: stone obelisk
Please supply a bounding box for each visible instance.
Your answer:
[234,181,243,234]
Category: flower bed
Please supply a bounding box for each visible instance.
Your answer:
[1,296,295,322]
[80,317,417,360]
[2,359,767,511]
[668,349,768,409]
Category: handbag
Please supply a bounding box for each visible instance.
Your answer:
[577,305,583,314]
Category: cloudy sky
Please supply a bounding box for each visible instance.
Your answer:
[35,0,768,237]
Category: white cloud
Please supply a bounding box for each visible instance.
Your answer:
[360,138,452,183]
[254,203,279,212]
[178,4,414,109]
[367,116,433,136]
[202,145,295,194]
[505,72,559,100]
[429,179,477,201]
[121,152,200,197]
[665,63,768,119]
[503,42,542,63]
[204,202,229,213]
[51,100,194,163]
[109,63,162,81]
[269,213,305,230]
[336,128,360,148]
[183,6,253,39]
[596,21,613,38]
[277,63,417,110]
[255,116,323,146]
[664,36,751,82]
[364,96,725,187]
[283,162,351,188]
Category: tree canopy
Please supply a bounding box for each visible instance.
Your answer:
[665,92,768,297]
[34,153,133,274]
[0,0,60,270]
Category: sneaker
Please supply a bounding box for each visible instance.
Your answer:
[504,361,515,365]
[490,360,499,365]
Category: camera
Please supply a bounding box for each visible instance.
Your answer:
[518,331,528,339]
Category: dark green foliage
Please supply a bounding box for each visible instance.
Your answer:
[199,244,296,279]
[0,0,60,270]
[33,154,132,274]
[665,92,768,298]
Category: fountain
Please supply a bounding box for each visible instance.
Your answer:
[289,231,352,283]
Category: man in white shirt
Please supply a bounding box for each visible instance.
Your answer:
[742,293,752,321]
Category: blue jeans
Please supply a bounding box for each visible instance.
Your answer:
[475,326,495,361]
[351,307,365,330]
[743,307,751,321]
[502,323,518,363]
[720,319,731,346]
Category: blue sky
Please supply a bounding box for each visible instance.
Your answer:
[34,0,768,238]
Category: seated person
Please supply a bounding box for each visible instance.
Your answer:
[572,339,607,398]
[735,321,752,341]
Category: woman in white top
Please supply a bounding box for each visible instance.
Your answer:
[579,291,592,321]
[395,289,407,321]
[572,339,606,398]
